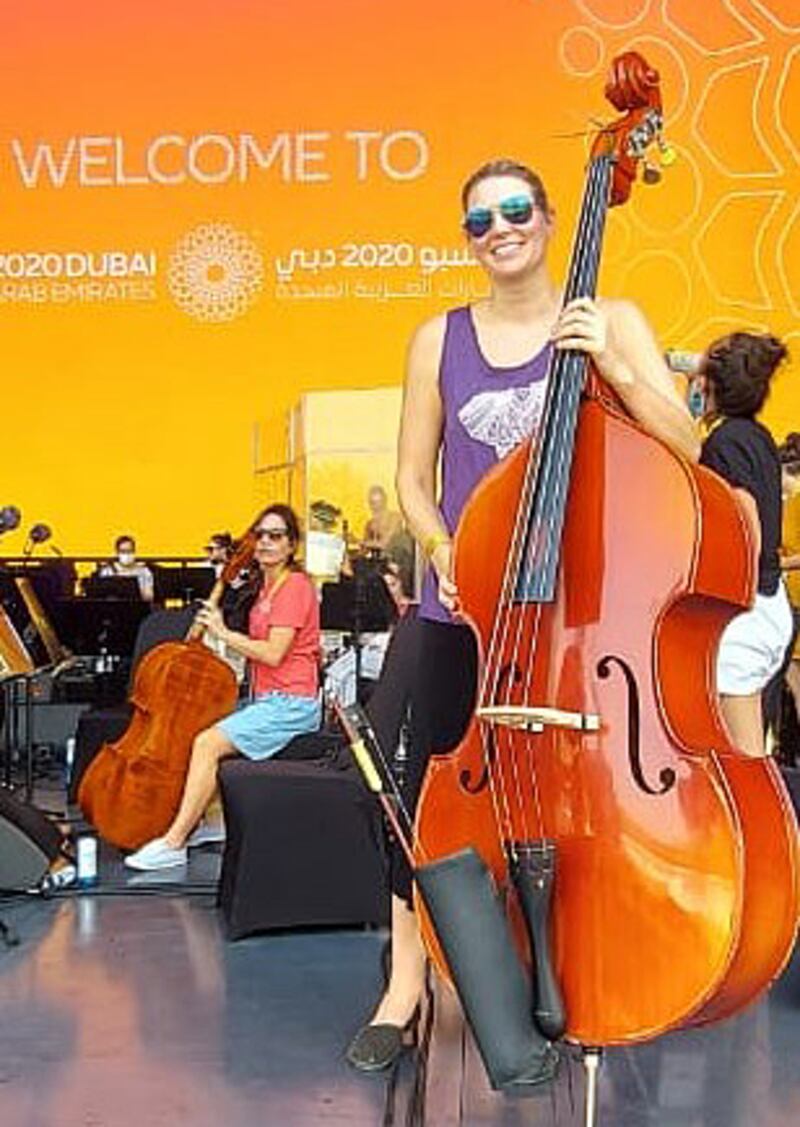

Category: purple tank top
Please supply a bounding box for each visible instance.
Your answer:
[419,306,552,623]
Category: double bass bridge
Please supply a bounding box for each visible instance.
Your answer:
[476,705,601,734]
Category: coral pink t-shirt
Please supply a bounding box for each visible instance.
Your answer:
[248,570,320,698]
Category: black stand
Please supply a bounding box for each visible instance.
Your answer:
[52,598,149,659]
[321,558,395,703]
[1,672,33,949]
[150,564,216,605]
[1,673,36,801]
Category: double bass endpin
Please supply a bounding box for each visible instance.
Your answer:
[476,705,601,733]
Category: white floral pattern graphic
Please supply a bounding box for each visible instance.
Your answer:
[168,223,264,323]
[457,383,547,458]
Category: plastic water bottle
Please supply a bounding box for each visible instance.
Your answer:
[64,736,76,786]
[76,835,98,886]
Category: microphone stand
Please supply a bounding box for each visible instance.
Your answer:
[352,557,367,703]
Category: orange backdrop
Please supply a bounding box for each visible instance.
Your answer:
[1,0,797,555]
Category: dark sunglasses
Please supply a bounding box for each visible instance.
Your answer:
[463,194,535,239]
[255,527,289,542]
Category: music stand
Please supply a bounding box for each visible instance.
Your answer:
[53,598,150,658]
[151,564,216,605]
[321,562,396,700]
[3,561,77,608]
[82,575,142,601]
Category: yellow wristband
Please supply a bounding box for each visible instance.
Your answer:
[422,531,451,558]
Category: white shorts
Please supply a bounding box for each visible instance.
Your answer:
[716,583,793,696]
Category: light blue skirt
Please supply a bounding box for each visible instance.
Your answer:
[217,692,321,760]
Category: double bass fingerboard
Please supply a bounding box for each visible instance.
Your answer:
[513,154,613,604]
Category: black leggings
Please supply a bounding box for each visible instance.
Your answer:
[390,619,478,904]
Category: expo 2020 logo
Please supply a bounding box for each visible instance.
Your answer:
[167,222,264,323]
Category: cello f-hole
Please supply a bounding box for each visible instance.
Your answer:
[596,654,676,796]
[461,661,522,795]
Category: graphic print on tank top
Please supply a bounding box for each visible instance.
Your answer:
[418,306,552,625]
[457,382,548,459]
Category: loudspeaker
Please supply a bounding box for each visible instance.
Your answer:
[0,789,63,890]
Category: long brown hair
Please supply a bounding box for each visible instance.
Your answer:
[225,503,305,632]
[249,503,303,569]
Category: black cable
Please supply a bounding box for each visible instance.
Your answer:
[45,883,219,900]
[2,882,218,902]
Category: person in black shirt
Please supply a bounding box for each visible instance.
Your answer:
[694,331,793,757]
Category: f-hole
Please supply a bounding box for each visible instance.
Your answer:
[461,662,522,795]
[596,654,676,796]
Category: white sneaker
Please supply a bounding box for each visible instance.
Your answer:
[187,820,226,848]
[124,837,188,871]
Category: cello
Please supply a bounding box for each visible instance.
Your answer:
[413,49,799,1071]
[78,536,254,849]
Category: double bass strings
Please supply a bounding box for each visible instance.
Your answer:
[476,155,613,858]
[482,156,610,710]
[516,155,611,703]
[474,157,609,858]
[516,155,612,824]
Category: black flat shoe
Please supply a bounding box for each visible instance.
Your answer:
[345,1010,419,1072]
[346,1023,404,1072]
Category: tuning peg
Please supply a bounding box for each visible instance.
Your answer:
[657,137,677,166]
[642,160,662,185]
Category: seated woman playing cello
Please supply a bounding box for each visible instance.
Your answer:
[125,503,321,871]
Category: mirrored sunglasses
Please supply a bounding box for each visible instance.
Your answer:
[463,194,535,239]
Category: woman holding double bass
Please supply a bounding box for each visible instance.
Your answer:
[348,54,798,1087]
[346,149,699,1072]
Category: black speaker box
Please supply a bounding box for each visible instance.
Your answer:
[0,789,63,891]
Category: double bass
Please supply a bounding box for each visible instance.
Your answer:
[414,52,799,1057]
[78,537,254,849]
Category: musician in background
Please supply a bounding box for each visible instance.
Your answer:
[759,436,800,746]
[381,558,413,619]
[772,437,800,736]
[693,332,793,758]
[362,485,403,552]
[201,532,248,683]
[205,532,234,579]
[98,535,154,601]
[124,504,321,871]
[346,156,699,1073]
[362,484,415,595]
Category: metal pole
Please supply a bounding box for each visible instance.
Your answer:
[583,1047,602,1127]
[24,674,34,804]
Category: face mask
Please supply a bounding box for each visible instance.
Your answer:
[118,551,135,566]
[687,383,705,420]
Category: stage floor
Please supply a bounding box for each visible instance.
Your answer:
[0,845,799,1126]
